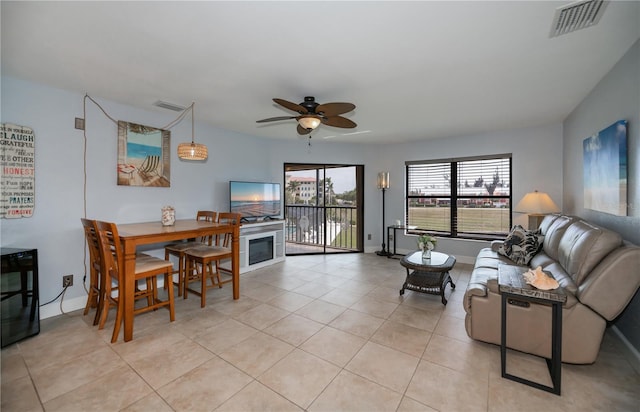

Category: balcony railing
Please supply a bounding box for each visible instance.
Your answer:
[285,204,359,252]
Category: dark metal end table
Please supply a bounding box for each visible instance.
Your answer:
[399,250,456,305]
[498,264,566,395]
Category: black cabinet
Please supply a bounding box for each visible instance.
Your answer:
[1,248,39,347]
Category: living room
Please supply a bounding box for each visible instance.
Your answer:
[1,1,639,410]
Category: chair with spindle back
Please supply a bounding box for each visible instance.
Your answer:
[164,211,216,296]
[183,212,241,307]
[80,218,103,325]
[95,220,175,342]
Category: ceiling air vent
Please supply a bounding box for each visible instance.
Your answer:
[549,0,608,38]
[153,100,186,112]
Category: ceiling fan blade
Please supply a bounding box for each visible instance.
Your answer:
[297,124,312,135]
[256,116,296,123]
[321,116,357,129]
[316,102,355,116]
[273,98,308,114]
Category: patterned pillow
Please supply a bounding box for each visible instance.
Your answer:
[498,225,544,265]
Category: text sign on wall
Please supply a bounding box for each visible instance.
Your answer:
[1,123,35,218]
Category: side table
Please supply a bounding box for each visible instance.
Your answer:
[498,264,566,395]
[386,225,417,258]
[399,250,456,305]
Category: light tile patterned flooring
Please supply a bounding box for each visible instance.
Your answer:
[2,253,639,411]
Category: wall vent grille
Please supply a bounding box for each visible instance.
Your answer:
[153,100,186,112]
[550,0,608,38]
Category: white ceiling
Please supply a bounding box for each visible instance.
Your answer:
[2,1,639,143]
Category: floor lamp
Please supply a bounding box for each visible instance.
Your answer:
[376,172,390,256]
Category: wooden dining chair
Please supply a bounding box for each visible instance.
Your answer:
[80,218,103,325]
[164,211,216,297]
[183,212,241,307]
[95,220,175,343]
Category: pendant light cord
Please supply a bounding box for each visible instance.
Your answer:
[79,94,195,299]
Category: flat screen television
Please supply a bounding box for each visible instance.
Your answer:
[229,181,282,221]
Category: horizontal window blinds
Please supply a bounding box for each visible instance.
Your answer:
[405,154,512,239]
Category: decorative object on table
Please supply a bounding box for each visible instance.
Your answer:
[177,102,208,161]
[118,121,170,187]
[417,233,437,259]
[514,190,559,230]
[497,225,543,265]
[375,171,390,256]
[256,96,357,136]
[523,266,560,290]
[161,206,175,226]
[583,119,627,216]
[1,123,35,218]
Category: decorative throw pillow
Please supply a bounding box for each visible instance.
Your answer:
[498,225,544,265]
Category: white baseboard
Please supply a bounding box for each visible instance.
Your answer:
[611,325,640,375]
[40,276,174,320]
[40,294,87,319]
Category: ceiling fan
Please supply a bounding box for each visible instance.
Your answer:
[256,96,357,135]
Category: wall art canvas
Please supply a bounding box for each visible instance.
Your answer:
[117,121,170,187]
[583,120,627,216]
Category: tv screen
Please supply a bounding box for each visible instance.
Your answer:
[229,181,282,220]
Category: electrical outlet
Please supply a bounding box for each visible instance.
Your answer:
[389,234,394,241]
[74,117,85,130]
[62,274,73,287]
[367,234,372,240]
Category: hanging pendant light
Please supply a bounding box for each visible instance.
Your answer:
[177,102,208,160]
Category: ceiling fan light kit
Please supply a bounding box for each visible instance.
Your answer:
[257,96,357,136]
[298,115,321,131]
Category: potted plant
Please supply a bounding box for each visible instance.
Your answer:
[417,234,437,259]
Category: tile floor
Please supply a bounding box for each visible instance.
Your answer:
[2,253,639,411]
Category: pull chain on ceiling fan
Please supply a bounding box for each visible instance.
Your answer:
[256,96,357,135]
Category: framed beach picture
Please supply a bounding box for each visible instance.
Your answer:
[583,120,627,216]
[117,121,170,187]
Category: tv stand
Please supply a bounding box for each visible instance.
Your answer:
[239,219,285,273]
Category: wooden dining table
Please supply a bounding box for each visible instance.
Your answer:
[117,219,240,342]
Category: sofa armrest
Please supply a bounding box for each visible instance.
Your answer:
[464,267,498,313]
[491,240,503,252]
[577,246,640,320]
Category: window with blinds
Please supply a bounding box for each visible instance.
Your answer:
[406,154,512,239]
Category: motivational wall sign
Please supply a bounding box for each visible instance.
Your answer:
[1,123,35,218]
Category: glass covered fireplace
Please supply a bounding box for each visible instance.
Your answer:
[249,235,274,266]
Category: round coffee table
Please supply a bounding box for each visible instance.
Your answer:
[399,250,456,305]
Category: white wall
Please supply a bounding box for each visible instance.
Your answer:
[562,39,640,355]
[1,76,564,318]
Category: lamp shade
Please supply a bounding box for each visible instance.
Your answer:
[298,116,321,130]
[514,191,559,214]
[377,172,390,189]
[177,101,209,161]
[177,142,208,161]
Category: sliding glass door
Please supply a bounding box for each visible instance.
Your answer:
[284,163,364,255]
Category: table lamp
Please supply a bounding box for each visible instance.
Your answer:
[514,190,560,229]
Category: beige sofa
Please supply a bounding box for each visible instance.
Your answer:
[464,214,640,364]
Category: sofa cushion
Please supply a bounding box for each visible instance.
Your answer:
[497,225,543,265]
[541,215,575,261]
[558,220,622,285]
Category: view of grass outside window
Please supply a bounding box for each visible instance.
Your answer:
[406,154,512,239]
